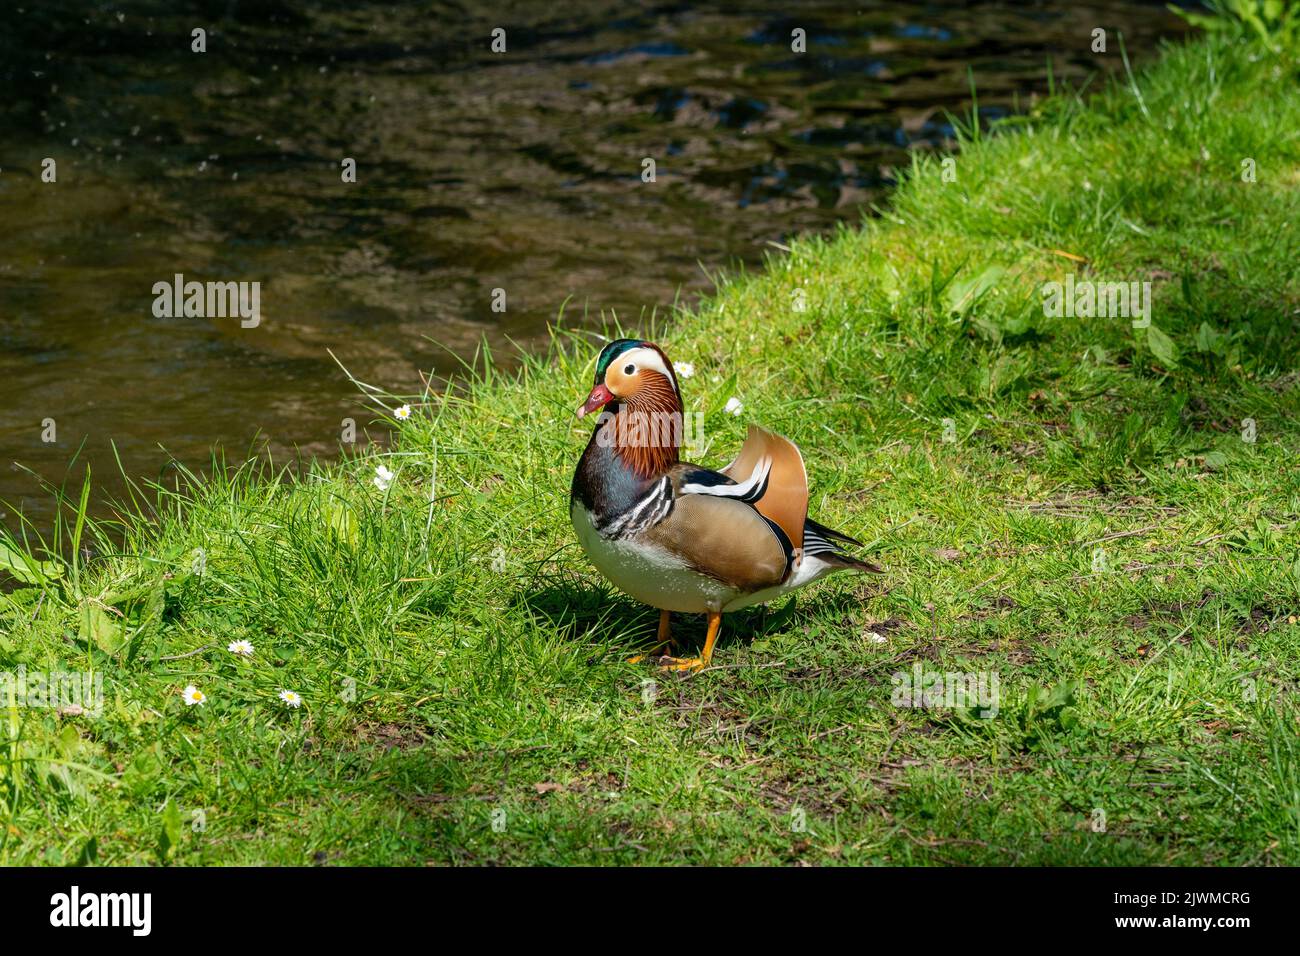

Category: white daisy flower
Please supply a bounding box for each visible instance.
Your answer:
[676,362,695,379]
[373,464,394,491]
[227,639,254,657]
[394,404,412,421]
[278,689,303,709]
[724,396,744,416]
[182,685,207,707]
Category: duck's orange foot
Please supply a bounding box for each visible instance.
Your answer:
[650,612,721,674]
[627,639,675,664]
[656,655,706,673]
[628,609,676,663]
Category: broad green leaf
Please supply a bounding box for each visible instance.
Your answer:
[75,836,99,867]
[158,798,183,862]
[0,541,63,585]
[1146,324,1178,367]
[80,604,124,655]
[944,265,1006,316]
[323,499,359,548]
[122,744,164,798]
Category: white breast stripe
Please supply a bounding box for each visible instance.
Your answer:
[601,476,674,539]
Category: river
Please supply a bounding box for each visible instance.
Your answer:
[0,0,1188,526]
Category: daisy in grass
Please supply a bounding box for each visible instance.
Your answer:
[279,689,303,709]
[394,404,412,421]
[724,396,743,416]
[373,464,394,491]
[182,685,207,707]
[228,639,254,657]
[675,361,695,379]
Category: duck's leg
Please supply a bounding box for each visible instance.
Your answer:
[628,610,676,663]
[657,609,674,648]
[658,611,721,673]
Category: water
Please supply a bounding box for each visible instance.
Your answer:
[0,1,1188,525]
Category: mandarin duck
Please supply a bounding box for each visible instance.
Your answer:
[570,339,881,672]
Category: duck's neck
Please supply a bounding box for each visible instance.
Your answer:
[572,392,682,516]
[608,390,683,478]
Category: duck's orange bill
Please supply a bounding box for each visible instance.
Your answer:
[576,384,614,418]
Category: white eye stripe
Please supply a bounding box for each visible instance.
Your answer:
[618,347,678,394]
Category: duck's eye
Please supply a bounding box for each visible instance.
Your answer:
[623,364,636,375]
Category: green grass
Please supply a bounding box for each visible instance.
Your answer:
[3,28,1300,865]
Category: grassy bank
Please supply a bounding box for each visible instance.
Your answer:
[3,26,1300,866]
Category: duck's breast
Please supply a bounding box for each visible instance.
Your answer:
[571,501,735,613]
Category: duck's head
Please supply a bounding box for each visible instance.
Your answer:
[576,338,682,418]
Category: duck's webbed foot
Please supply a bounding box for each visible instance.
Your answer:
[654,611,721,674]
[628,609,676,663]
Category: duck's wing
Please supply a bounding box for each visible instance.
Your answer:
[641,491,790,592]
[662,428,882,588]
[678,425,808,556]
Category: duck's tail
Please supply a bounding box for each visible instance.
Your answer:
[803,517,883,574]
